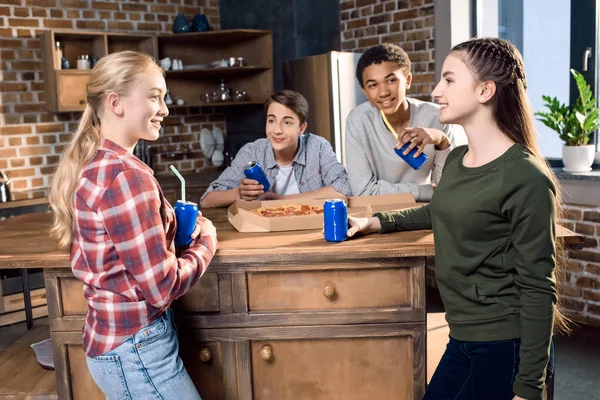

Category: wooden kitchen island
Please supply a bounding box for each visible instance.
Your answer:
[0,210,583,400]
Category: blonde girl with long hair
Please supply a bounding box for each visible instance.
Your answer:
[346,37,566,400]
[50,51,217,400]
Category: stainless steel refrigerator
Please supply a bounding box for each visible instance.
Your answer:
[282,51,366,166]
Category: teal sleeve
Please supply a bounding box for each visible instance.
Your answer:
[375,204,432,234]
[502,171,557,400]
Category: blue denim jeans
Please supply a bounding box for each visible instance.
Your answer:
[86,309,200,400]
[423,336,555,400]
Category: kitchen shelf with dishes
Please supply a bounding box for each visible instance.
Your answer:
[41,29,274,113]
[41,30,157,113]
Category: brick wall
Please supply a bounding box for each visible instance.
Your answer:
[339,0,436,101]
[0,0,223,197]
[559,205,600,327]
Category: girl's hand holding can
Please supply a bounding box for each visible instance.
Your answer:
[190,212,217,242]
[346,216,382,238]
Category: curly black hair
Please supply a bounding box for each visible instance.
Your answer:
[355,43,411,87]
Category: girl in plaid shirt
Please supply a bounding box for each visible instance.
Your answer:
[49,51,217,400]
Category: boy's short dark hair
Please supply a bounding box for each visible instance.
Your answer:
[356,43,411,87]
[264,90,309,124]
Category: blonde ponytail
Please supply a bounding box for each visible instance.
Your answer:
[49,105,101,249]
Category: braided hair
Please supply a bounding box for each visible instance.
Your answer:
[452,37,571,333]
[451,38,532,150]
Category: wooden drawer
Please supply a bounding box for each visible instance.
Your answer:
[58,272,220,317]
[177,272,220,312]
[247,268,412,311]
[60,277,87,316]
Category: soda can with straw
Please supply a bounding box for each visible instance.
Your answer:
[170,165,199,247]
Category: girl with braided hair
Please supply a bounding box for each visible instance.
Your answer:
[345,37,567,400]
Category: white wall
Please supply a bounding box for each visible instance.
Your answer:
[434,0,473,83]
[523,0,571,159]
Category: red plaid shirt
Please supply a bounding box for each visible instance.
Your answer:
[72,139,217,357]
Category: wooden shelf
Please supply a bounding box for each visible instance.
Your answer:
[166,66,270,78]
[55,70,91,76]
[167,100,264,109]
[41,30,156,113]
[41,29,273,113]
[158,29,271,45]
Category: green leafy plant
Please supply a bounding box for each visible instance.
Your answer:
[535,69,600,146]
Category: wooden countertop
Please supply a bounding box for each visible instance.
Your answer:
[0,209,584,270]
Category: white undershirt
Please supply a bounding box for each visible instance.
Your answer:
[273,164,300,195]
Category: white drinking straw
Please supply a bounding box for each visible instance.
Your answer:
[169,165,185,201]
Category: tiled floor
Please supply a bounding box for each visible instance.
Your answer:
[1,296,599,399]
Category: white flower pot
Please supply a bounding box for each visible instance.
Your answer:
[562,144,595,172]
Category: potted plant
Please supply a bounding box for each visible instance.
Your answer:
[535,69,599,172]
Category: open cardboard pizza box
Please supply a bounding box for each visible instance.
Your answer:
[227,193,422,232]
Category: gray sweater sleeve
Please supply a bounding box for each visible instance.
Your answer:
[345,116,434,200]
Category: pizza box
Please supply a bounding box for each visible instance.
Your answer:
[227,193,419,233]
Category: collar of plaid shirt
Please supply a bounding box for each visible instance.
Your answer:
[99,138,154,174]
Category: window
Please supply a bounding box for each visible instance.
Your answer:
[473,0,572,159]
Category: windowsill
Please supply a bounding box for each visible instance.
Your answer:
[553,167,600,182]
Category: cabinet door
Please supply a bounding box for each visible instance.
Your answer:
[251,333,422,400]
[65,345,106,400]
[57,74,89,112]
[180,341,225,400]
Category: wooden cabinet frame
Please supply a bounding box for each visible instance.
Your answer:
[44,256,427,400]
[41,30,157,113]
[40,29,273,113]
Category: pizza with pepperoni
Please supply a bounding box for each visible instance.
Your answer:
[250,204,324,218]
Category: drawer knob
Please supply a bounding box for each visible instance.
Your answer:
[199,348,212,362]
[79,100,85,105]
[260,345,273,361]
[323,285,336,298]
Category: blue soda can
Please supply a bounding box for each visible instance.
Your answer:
[324,199,348,242]
[174,200,199,247]
[394,143,428,170]
[244,161,270,192]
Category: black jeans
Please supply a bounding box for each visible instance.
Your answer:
[423,336,555,400]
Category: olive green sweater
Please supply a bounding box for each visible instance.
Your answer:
[376,144,557,399]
